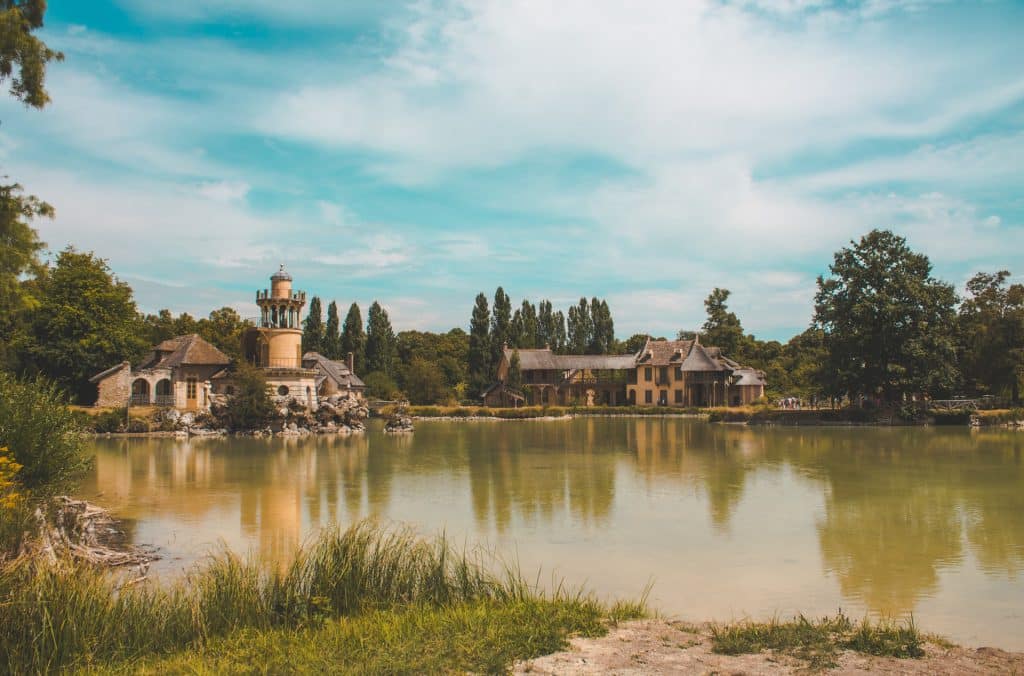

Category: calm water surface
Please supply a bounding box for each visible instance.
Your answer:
[81,419,1024,649]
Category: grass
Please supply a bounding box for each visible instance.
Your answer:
[710,612,925,670]
[0,521,645,674]
[85,598,612,674]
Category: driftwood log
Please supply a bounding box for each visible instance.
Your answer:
[35,496,159,569]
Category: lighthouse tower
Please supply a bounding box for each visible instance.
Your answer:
[242,265,319,408]
[253,264,306,367]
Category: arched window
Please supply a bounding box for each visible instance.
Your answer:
[277,385,289,396]
[131,379,150,405]
[155,379,173,406]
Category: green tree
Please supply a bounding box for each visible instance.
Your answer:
[506,350,523,392]
[197,307,248,361]
[365,301,396,376]
[490,287,512,369]
[0,1,62,360]
[340,302,366,374]
[219,364,274,431]
[701,288,745,357]
[302,296,325,355]
[468,293,491,393]
[14,248,147,402]
[588,298,614,354]
[324,300,341,359]
[567,297,592,354]
[0,0,63,109]
[395,329,468,394]
[363,370,400,400]
[0,373,88,495]
[813,229,959,402]
[621,333,648,355]
[402,357,449,404]
[958,271,1024,402]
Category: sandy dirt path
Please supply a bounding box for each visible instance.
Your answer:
[514,619,1024,675]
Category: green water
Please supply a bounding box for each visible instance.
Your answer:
[81,418,1024,649]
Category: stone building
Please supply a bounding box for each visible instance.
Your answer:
[90,334,231,410]
[90,266,366,411]
[488,337,766,408]
[239,265,321,409]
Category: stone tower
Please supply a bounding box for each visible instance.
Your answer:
[251,264,307,368]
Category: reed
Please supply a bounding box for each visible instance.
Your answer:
[0,521,643,673]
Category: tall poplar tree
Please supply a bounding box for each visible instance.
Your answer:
[567,297,592,354]
[302,296,325,355]
[518,300,539,348]
[365,301,396,377]
[324,300,341,359]
[490,287,512,369]
[340,302,366,373]
[468,293,491,393]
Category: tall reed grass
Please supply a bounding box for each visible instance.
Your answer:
[0,521,636,673]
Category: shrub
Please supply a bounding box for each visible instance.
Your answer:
[219,365,275,431]
[90,408,127,433]
[0,374,89,496]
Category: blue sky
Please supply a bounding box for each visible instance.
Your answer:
[2,0,1022,341]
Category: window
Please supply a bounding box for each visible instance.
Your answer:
[277,385,290,396]
[675,389,683,403]
[225,385,235,396]
[675,367,683,381]
[186,378,197,399]
[644,390,652,404]
[658,367,669,384]
[644,367,652,382]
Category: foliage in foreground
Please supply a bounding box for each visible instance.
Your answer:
[0,372,88,495]
[0,521,644,674]
[711,612,925,669]
[88,598,616,675]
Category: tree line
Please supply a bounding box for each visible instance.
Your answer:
[693,230,1023,405]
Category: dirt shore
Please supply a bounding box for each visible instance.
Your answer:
[515,619,1024,675]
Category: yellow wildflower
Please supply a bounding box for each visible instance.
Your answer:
[0,447,23,510]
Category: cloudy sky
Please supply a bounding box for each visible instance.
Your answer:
[2,0,1022,340]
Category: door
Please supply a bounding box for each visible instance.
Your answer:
[186,377,198,410]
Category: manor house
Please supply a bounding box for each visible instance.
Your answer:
[485,337,766,408]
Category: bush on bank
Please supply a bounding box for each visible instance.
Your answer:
[0,522,644,674]
[0,373,89,495]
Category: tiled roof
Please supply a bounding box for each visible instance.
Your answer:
[733,368,767,386]
[302,352,366,389]
[680,343,727,372]
[504,348,636,371]
[89,361,130,383]
[636,339,693,366]
[140,335,231,369]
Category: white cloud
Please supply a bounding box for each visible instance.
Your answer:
[256,0,1023,181]
[198,180,250,202]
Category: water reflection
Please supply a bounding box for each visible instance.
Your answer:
[82,420,1024,646]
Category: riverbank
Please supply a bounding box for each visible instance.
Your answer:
[6,513,1012,675]
[0,520,643,673]
[517,618,1024,674]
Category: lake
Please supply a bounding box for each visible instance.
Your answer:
[81,418,1024,649]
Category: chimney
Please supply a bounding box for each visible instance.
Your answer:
[347,351,355,374]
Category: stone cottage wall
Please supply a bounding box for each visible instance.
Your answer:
[95,367,131,407]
